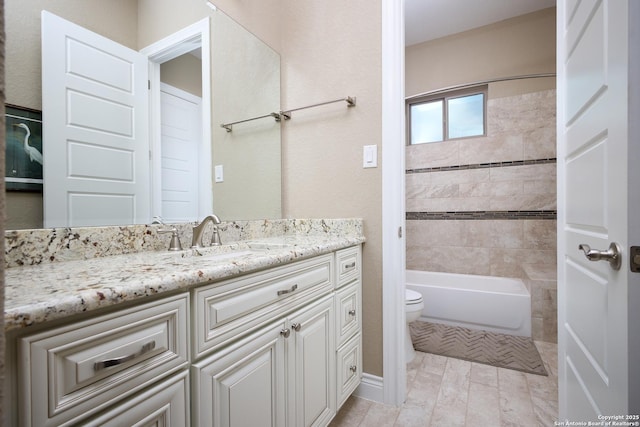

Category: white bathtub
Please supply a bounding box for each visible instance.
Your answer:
[406,270,531,337]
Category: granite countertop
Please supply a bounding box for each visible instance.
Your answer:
[5,234,364,332]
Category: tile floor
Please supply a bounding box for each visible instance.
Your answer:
[330,341,558,427]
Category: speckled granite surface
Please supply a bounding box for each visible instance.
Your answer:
[5,219,364,332]
[5,218,362,268]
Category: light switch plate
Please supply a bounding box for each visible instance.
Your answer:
[214,165,224,182]
[363,145,377,168]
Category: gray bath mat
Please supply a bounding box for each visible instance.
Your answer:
[409,321,548,376]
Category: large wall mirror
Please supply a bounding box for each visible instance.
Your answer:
[5,0,282,230]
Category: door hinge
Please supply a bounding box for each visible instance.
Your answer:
[148,80,151,90]
[398,226,403,238]
[630,246,640,272]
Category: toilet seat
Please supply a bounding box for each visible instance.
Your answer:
[405,289,423,305]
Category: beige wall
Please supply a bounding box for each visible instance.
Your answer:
[406,7,556,99]
[161,53,203,97]
[137,0,211,48]
[207,0,282,53]
[137,0,281,53]
[279,0,383,376]
[210,11,282,220]
[5,193,42,230]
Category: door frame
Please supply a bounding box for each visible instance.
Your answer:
[628,0,640,411]
[381,0,406,405]
[140,18,212,221]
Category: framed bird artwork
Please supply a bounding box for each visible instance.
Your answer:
[5,104,43,191]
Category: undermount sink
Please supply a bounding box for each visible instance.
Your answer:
[159,239,294,264]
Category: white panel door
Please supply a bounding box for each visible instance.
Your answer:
[159,83,201,222]
[41,11,149,227]
[557,0,630,419]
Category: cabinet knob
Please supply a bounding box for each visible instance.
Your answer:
[280,328,290,338]
[349,365,357,373]
[291,323,302,332]
[344,261,356,271]
[348,309,356,316]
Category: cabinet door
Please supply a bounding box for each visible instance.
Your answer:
[192,322,287,427]
[288,295,336,427]
[335,281,361,348]
[336,333,362,410]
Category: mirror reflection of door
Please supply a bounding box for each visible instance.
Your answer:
[42,11,208,227]
[42,11,150,228]
[159,82,202,223]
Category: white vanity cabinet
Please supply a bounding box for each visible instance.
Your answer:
[7,244,362,427]
[191,246,362,427]
[334,246,363,409]
[12,294,190,427]
[192,294,335,427]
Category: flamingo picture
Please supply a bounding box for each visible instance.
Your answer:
[13,122,43,165]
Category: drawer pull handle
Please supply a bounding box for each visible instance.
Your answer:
[277,284,298,296]
[94,341,156,371]
[348,309,357,316]
[349,365,357,373]
[292,323,302,332]
[280,328,291,338]
[344,262,356,271]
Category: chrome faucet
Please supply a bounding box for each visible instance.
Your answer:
[191,214,222,248]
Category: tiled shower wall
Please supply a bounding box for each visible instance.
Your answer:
[405,89,557,342]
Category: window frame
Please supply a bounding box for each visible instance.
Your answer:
[406,85,488,145]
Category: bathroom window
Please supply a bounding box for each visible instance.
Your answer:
[407,86,487,144]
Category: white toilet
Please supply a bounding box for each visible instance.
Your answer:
[405,288,424,363]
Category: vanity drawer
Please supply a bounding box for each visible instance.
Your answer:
[18,294,189,427]
[194,254,334,358]
[84,370,189,426]
[335,246,361,289]
[336,333,362,410]
[335,280,361,348]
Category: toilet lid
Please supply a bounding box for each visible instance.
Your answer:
[405,289,423,303]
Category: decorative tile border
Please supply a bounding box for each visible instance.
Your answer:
[406,158,557,174]
[406,211,557,220]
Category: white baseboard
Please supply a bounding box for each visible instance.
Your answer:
[353,373,384,403]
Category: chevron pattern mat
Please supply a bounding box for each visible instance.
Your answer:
[409,321,548,376]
